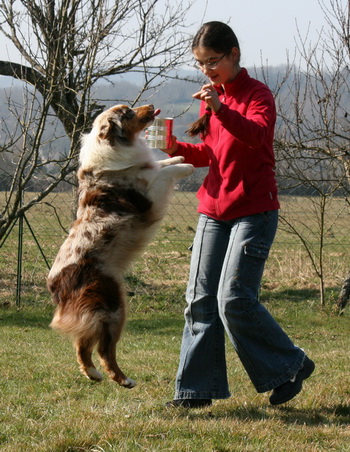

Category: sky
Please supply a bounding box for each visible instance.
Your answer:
[186,0,330,67]
[0,0,336,68]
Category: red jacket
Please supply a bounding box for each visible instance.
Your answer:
[175,68,280,221]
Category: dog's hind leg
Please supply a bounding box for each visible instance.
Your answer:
[75,337,103,381]
[97,322,136,388]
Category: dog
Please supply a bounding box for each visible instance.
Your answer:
[47,104,194,388]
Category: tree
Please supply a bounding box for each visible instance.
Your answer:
[336,270,350,313]
[270,0,350,309]
[0,0,196,242]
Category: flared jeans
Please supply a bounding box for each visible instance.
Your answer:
[174,211,305,399]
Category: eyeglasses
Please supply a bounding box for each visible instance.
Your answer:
[193,53,227,70]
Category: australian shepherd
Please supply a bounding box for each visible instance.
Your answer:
[47,104,193,388]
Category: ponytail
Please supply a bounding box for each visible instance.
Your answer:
[186,107,212,137]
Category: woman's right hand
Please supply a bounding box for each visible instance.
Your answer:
[192,83,221,112]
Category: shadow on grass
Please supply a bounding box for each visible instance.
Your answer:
[128,316,184,335]
[167,402,350,427]
[0,304,184,333]
[0,305,52,329]
[269,403,350,426]
[261,287,321,303]
[0,284,344,330]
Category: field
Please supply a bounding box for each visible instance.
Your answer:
[0,192,350,451]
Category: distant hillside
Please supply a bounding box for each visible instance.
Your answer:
[0,66,288,145]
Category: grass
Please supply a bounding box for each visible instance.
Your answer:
[1,299,350,451]
[1,267,350,451]
[1,192,350,450]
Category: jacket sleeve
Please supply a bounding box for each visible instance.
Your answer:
[170,141,210,168]
[214,88,276,149]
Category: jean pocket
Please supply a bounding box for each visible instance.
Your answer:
[243,243,270,260]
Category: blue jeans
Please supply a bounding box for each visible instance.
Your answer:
[174,211,304,399]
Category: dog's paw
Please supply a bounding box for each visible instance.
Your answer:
[158,156,184,167]
[176,163,194,178]
[86,367,103,381]
[121,377,137,389]
[169,156,185,165]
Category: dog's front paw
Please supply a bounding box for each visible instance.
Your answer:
[169,156,185,165]
[176,163,194,178]
[158,156,184,167]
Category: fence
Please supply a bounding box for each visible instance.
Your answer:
[0,171,349,306]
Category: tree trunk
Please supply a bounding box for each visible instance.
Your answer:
[336,271,350,314]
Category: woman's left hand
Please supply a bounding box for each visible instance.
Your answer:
[192,84,222,113]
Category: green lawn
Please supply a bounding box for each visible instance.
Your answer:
[0,280,350,451]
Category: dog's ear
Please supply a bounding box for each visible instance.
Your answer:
[97,111,130,144]
[98,118,111,140]
[98,113,121,141]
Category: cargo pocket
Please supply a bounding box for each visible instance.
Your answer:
[243,243,270,260]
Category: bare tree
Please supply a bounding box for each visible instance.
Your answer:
[271,0,350,309]
[0,0,196,241]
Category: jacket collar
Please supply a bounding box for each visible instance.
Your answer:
[214,68,248,97]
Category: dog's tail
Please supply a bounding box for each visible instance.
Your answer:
[50,304,125,342]
[51,308,97,340]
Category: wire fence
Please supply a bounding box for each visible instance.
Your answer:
[0,169,349,307]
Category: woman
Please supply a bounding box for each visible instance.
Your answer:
[163,21,315,408]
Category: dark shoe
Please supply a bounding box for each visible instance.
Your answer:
[269,356,315,405]
[165,399,212,408]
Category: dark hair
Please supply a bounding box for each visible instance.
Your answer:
[186,22,240,137]
[192,21,240,54]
